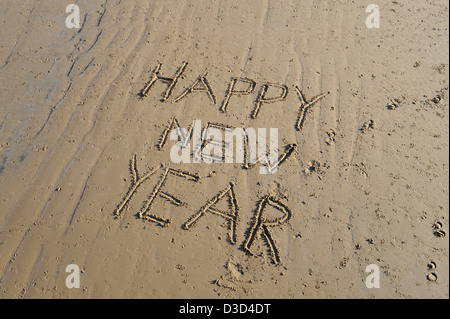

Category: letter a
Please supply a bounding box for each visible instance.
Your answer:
[173,73,216,104]
[243,195,292,265]
[65,264,80,288]
[365,4,380,29]
[65,4,81,29]
[183,182,240,244]
[365,264,380,288]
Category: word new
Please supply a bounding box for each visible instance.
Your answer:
[157,118,297,175]
[169,119,279,174]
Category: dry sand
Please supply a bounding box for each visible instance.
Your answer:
[0,0,448,298]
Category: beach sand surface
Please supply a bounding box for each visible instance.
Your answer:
[0,0,448,298]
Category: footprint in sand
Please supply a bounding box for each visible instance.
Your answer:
[427,261,436,270]
[360,120,375,133]
[427,273,438,282]
[432,221,446,238]
[426,261,438,283]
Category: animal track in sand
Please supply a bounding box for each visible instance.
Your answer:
[427,273,438,282]
[214,259,257,294]
[360,120,375,133]
[433,230,446,237]
[426,88,448,105]
[426,259,438,282]
[386,97,404,110]
[304,160,329,176]
[432,221,446,238]
[325,129,336,145]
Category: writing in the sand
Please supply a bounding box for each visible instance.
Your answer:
[111,60,331,265]
[140,61,330,131]
[113,155,291,265]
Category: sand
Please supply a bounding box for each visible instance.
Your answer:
[0,0,448,299]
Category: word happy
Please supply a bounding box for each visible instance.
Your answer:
[140,61,330,131]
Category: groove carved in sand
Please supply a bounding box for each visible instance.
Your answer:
[141,61,188,101]
[173,73,216,104]
[220,77,256,113]
[251,83,289,119]
[113,154,159,218]
[294,86,330,131]
[243,195,292,265]
[138,167,200,227]
[157,117,194,151]
[183,182,240,244]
